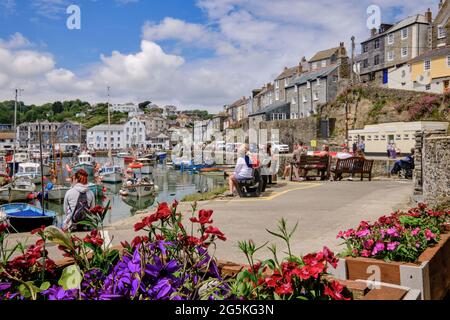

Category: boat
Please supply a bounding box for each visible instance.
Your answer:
[121,177,157,198]
[133,158,155,175]
[155,151,167,163]
[99,165,124,183]
[124,156,136,164]
[73,153,95,178]
[0,178,36,202]
[121,194,156,211]
[0,203,56,233]
[15,162,51,184]
[10,152,29,164]
[117,152,132,158]
[39,184,70,202]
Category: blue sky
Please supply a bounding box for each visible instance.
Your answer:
[0,0,440,109]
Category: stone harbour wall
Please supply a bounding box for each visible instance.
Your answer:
[422,135,450,205]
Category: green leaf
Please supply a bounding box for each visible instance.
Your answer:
[274,293,282,300]
[18,283,32,299]
[40,282,51,291]
[58,265,82,290]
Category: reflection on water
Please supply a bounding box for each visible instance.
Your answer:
[41,158,226,226]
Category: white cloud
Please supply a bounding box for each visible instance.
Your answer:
[0,32,34,49]
[0,0,441,109]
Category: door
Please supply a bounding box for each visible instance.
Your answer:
[383,69,388,84]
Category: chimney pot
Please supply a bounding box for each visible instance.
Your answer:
[425,8,432,23]
[371,27,377,36]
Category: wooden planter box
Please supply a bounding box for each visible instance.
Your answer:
[330,233,450,300]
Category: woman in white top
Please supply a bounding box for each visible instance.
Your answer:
[227,144,253,195]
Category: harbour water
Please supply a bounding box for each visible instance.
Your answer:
[15,157,228,227]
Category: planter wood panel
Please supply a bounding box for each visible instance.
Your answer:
[330,233,450,300]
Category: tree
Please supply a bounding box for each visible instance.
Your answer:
[52,101,63,113]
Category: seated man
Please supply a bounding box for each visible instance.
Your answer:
[391,148,414,176]
[226,144,254,196]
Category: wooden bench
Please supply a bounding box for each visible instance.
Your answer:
[290,155,331,181]
[331,157,374,181]
[236,168,263,198]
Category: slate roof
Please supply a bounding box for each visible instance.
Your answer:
[410,46,450,63]
[249,101,290,117]
[286,64,338,88]
[275,66,299,80]
[88,124,124,131]
[309,47,340,62]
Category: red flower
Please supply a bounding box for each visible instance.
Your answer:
[89,205,106,216]
[131,236,149,248]
[134,213,158,231]
[83,230,104,247]
[322,246,339,269]
[172,199,179,208]
[155,202,172,220]
[324,281,351,300]
[190,209,214,225]
[275,282,293,295]
[31,225,46,235]
[0,222,9,234]
[418,203,427,210]
[204,226,226,241]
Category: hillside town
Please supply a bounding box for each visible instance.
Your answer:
[0,0,449,304]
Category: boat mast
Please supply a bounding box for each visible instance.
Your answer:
[38,121,45,215]
[12,89,18,177]
[107,86,113,164]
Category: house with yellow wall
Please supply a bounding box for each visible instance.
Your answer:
[410,46,450,93]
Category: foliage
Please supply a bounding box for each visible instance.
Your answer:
[181,186,228,202]
[232,219,352,300]
[337,203,450,262]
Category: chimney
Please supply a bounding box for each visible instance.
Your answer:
[371,27,377,37]
[439,0,443,9]
[301,56,307,63]
[425,8,432,23]
[284,66,288,70]
[298,61,303,74]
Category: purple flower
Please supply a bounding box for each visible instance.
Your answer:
[356,229,370,238]
[41,285,78,300]
[371,242,385,256]
[386,228,399,237]
[387,242,400,251]
[0,283,11,291]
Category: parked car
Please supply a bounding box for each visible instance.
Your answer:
[270,141,289,154]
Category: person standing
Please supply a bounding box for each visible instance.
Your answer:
[62,169,95,231]
[226,144,253,196]
[260,144,273,192]
[358,140,365,153]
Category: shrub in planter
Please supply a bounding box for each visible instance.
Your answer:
[232,219,352,300]
[337,203,449,262]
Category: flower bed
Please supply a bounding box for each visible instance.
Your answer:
[0,202,351,301]
[332,204,450,300]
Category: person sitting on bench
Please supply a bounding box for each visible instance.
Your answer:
[226,144,253,196]
[391,148,414,176]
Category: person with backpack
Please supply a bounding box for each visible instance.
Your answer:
[62,169,95,231]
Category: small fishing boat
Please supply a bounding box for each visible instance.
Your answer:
[133,158,154,175]
[73,153,95,178]
[15,162,51,184]
[99,165,124,183]
[117,152,132,158]
[0,178,36,202]
[40,184,70,202]
[121,177,157,198]
[121,194,156,211]
[0,203,56,233]
[155,151,167,162]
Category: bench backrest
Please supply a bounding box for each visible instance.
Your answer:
[299,155,330,166]
[362,159,374,172]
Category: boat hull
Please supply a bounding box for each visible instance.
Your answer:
[100,172,123,183]
[1,203,56,233]
[122,184,155,198]
[7,215,55,233]
[47,186,70,201]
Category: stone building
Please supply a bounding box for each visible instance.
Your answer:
[285,65,339,118]
[273,57,308,102]
[17,121,60,150]
[432,0,450,48]
[55,121,87,149]
[252,83,274,114]
[359,12,432,84]
[309,43,349,79]
[225,97,250,125]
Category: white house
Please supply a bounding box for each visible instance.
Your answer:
[349,121,449,155]
[124,117,147,148]
[87,124,124,150]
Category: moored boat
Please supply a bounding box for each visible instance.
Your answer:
[0,203,56,233]
[121,177,157,198]
[99,165,124,183]
[73,153,95,178]
[0,178,36,202]
[15,162,51,184]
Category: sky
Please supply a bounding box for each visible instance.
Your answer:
[0,0,440,111]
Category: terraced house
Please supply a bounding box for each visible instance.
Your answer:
[359,11,432,85]
[273,57,309,102]
[432,0,450,48]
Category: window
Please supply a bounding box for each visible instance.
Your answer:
[374,55,380,65]
[302,94,307,103]
[275,90,280,101]
[401,47,408,57]
[387,51,394,61]
[313,92,319,101]
[396,134,401,140]
[425,84,431,90]
[275,80,279,89]
[424,60,431,71]
[367,136,372,141]
[291,97,297,104]
[284,78,288,87]
[381,135,386,140]
[363,59,369,68]
[374,135,379,141]
[447,55,450,67]
[312,62,317,70]
[295,85,298,92]
[317,78,321,86]
[401,28,408,39]
[404,134,409,140]
[363,44,368,53]
[374,39,380,49]
[387,33,394,44]
[321,60,327,68]
[306,81,311,88]
[438,25,446,39]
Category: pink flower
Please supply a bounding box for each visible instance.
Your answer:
[363,239,374,249]
[387,242,400,251]
[356,229,371,238]
[361,250,371,257]
[411,228,420,236]
[371,242,385,256]
[425,229,436,241]
[386,227,399,237]
[415,243,421,248]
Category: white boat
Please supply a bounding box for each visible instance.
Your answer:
[117,152,132,158]
[73,153,95,178]
[99,165,124,183]
[121,177,157,198]
[135,158,154,175]
[15,162,51,184]
[0,178,36,202]
[46,185,70,201]
[11,152,29,163]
